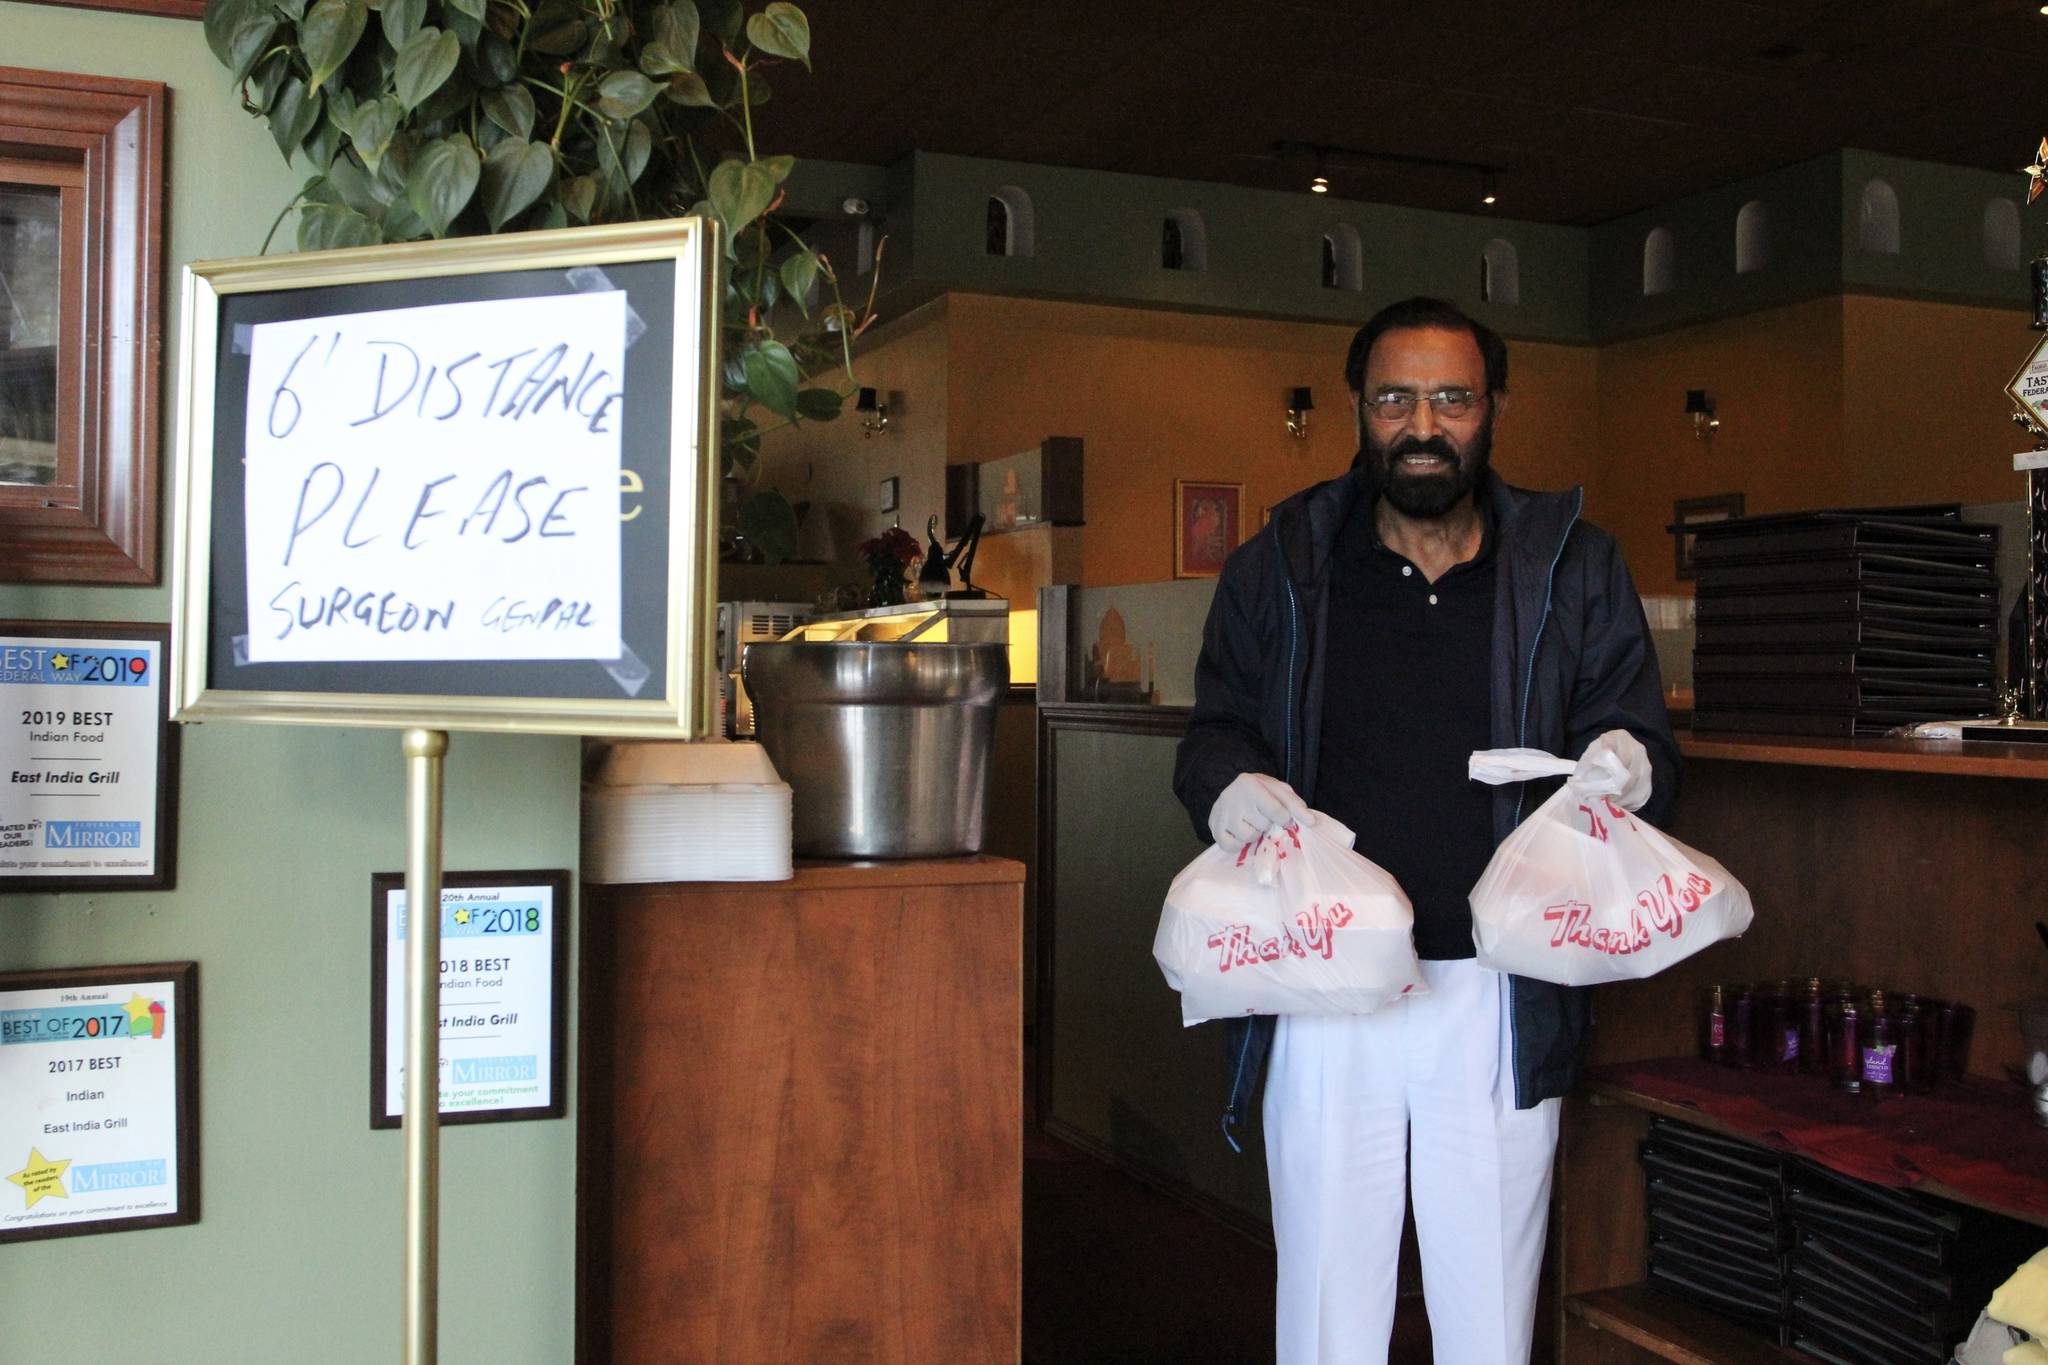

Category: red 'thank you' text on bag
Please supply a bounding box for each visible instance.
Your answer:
[1466,748,1753,986]
[1153,815,1426,1025]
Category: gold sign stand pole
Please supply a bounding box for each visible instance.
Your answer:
[402,728,449,1365]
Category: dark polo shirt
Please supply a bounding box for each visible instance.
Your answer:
[1314,495,1496,960]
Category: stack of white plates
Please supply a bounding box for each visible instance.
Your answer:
[582,740,793,883]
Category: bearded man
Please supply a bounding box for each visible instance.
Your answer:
[1173,296,1681,1364]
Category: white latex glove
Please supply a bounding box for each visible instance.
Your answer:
[1572,729,1653,812]
[1207,772,1314,853]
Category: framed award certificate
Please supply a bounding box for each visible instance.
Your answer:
[0,962,198,1242]
[0,621,177,889]
[369,870,568,1128]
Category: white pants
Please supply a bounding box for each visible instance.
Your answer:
[1263,958,1562,1365]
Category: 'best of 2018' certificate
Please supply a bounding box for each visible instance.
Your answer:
[0,976,184,1236]
[380,882,558,1122]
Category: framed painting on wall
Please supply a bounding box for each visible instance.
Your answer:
[1174,479,1242,578]
[0,68,166,583]
[1671,492,1745,581]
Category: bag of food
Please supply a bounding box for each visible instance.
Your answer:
[1466,748,1753,986]
[1153,816,1425,1025]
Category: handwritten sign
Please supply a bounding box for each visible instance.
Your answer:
[241,291,626,663]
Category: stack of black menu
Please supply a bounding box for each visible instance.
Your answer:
[1689,505,2000,736]
[1639,1118,1793,1345]
[1785,1162,2036,1365]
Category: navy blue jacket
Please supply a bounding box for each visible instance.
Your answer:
[1171,468,1680,1144]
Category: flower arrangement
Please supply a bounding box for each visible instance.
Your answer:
[856,526,922,607]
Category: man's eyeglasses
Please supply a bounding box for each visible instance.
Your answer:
[1365,388,1482,421]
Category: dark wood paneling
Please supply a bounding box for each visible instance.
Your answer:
[579,860,1023,1364]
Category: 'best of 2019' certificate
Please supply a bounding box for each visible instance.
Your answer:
[0,634,164,879]
[0,975,185,1237]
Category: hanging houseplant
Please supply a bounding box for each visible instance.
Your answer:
[202,0,876,561]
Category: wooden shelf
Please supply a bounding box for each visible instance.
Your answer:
[1584,1067,2048,1230]
[1679,730,2048,779]
[1566,1285,1811,1365]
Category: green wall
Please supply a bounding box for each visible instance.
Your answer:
[1,7,582,1362]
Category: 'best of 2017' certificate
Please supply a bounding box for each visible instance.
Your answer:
[0,974,187,1239]
[0,634,164,880]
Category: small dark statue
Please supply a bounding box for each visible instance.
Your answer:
[920,514,987,598]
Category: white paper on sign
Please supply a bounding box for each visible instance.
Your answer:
[242,291,628,663]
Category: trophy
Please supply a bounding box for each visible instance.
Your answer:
[2001,138,2048,724]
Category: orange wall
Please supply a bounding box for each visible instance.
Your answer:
[1594,296,1847,595]
[1841,294,2029,509]
[942,293,1599,587]
[757,290,2029,600]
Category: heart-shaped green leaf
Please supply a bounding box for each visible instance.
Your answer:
[663,71,714,106]
[302,114,345,172]
[707,157,776,234]
[526,1,586,54]
[475,31,519,86]
[205,0,278,82]
[560,174,598,223]
[737,489,798,564]
[746,2,809,67]
[778,248,818,314]
[623,119,652,183]
[272,0,307,22]
[479,138,555,229]
[299,201,382,251]
[741,340,800,419]
[324,153,385,218]
[596,70,658,120]
[380,0,424,47]
[343,94,403,173]
[647,0,700,61]
[699,0,740,44]
[443,0,484,22]
[407,134,481,237]
[793,386,842,421]
[301,0,369,94]
[394,27,459,109]
[637,39,691,76]
[482,83,536,140]
[269,78,324,162]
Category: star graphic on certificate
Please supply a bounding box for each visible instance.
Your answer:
[48,652,70,671]
[123,993,156,1031]
[2026,137,2048,205]
[454,908,471,925]
[7,1148,70,1209]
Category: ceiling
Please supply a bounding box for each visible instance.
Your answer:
[759,0,2048,226]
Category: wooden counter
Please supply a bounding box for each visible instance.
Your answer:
[576,857,1024,1365]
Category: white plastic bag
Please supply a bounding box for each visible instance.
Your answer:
[1153,816,1426,1026]
[1466,748,1753,986]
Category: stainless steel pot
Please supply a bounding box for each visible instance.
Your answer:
[742,641,1009,858]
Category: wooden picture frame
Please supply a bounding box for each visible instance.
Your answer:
[0,68,166,583]
[15,0,204,16]
[1671,492,1745,582]
[1174,479,1242,578]
[0,961,199,1243]
[0,619,178,891]
[369,869,570,1128]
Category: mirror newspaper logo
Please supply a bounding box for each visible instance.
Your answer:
[44,821,142,849]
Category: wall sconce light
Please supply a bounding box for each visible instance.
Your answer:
[1481,170,1498,206]
[1685,389,1718,441]
[1286,386,1315,439]
[857,386,891,437]
[1310,148,1329,195]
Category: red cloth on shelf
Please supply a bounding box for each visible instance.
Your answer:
[1588,1057,2048,1223]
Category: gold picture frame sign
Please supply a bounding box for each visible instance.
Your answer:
[168,219,723,737]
